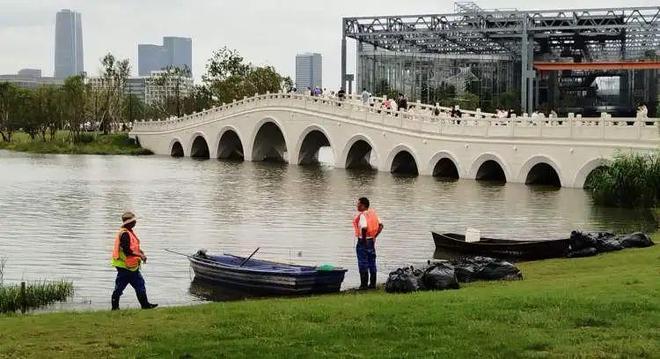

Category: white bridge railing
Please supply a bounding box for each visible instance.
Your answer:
[132,93,659,141]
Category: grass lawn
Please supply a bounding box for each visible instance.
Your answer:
[0,132,152,155]
[0,236,658,358]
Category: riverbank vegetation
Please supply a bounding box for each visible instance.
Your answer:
[0,131,152,155]
[0,48,292,155]
[587,152,660,208]
[0,235,657,358]
[0,281,74,314]
[0,259,74,314]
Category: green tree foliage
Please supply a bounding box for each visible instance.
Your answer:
[149,65,192,118]
[0,48,292,146]
[202,47,291,104]
[0,83,23,142]
[62,75,89,142]
[92,53,131,134]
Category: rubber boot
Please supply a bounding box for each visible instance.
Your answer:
[136,292,158,309]
[359,270,369,290]
[368,269,377,289]
[111,295,120,311]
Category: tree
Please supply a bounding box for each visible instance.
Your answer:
[202,47,291,104]
[94,53,131,134]
[123,94,145,127]
[150,65,192,118]
[457,91,480,111]
[202,47,250,83]
[0,83,23,142]
[62,75,88,142]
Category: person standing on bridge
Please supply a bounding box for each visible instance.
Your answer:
[353,197,384,289]
[110,211,158,310]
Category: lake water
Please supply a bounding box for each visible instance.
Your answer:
[0,150,656,310]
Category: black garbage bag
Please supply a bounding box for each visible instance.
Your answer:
[422,262,459,290]
[452,257,522,282]
[567,247,599,258]
[570,231,622,254]
[619,232,654,248]
[479,261,523,281]
[385,266,425,293]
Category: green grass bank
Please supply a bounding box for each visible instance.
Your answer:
[0,237,658,358]
[0,132,152,156]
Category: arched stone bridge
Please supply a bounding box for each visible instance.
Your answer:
[130,93,659,188]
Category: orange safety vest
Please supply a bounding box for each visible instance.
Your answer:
[111,228,142,271]
[353,209,381,239]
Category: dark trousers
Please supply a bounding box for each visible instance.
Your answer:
[112,267,146,298]
[356,239,377,272]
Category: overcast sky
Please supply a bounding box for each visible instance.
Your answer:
[0,0,656,88]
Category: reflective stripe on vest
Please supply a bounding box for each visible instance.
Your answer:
[353,209,380,238]
[111,228,141,271]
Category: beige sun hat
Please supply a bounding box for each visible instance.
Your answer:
[121,211,137,225]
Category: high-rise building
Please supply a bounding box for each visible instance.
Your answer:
[295,53,322,90]
[138,37,192,77]
[138,44,167,76]
[163,37,192,73]
[54,9,84,79]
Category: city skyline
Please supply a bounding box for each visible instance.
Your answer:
[0,0,657,87]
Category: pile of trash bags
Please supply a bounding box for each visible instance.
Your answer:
[385,257,522,293]
[568,231,654,258]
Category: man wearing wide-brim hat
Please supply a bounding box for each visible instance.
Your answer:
[110,211,158,310]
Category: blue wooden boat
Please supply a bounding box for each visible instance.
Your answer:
[189,251,348,295]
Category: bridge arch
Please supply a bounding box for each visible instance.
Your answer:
[215,126,245,160]
[189,132,210,159]
[429,151,462,179]
[519,155,563,187]
[573,158,610,188]
[340,134,379,170]
[468,153,511,182]
[294,125,336,166]
[169,138,184,157]
[386,144,420,176]
[250,118,290,163]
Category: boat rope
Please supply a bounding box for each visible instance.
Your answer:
[163,248,193,258]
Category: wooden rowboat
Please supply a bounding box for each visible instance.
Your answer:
[432,232,570,260]
[189,252,347,295]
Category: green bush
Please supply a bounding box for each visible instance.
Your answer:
[75,133,96,144]
[587,152,660,208]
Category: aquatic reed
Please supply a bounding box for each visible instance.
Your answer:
[587,151,660,208]
[0,280,74,313]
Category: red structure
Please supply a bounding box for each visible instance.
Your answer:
[535,62,660,72]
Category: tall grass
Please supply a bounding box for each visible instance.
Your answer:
[587,152,660,208]
[0,257,6,285]
[0,280,74,313]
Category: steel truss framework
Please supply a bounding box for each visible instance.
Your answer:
[341,6,660,113]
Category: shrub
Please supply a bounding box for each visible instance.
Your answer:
[75,133,96,144]
[588,152,660,208]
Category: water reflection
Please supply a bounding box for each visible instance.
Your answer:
[0,150,656,310]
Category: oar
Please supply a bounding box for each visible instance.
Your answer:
[240,247,261,267]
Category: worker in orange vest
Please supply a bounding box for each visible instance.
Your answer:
[353,197,384,289]
[110,211,157,310]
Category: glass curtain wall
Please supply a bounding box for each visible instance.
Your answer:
[356,44,518,111]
